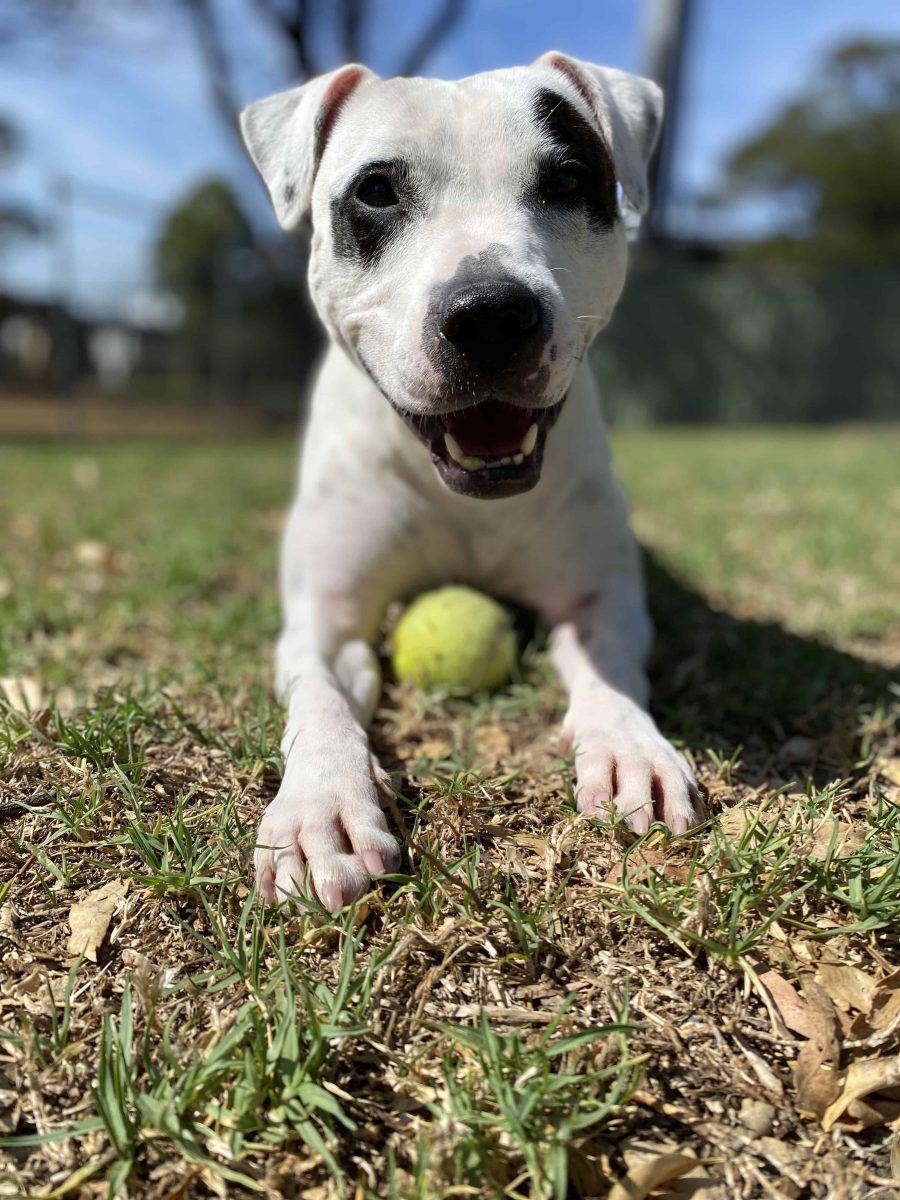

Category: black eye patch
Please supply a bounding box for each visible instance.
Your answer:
[331,158,421,266]
[530,88,617,230]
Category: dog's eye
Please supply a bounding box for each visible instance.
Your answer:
[541,164,584,203]
[355,174,399,209]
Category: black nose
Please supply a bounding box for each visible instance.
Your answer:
[439,280,543,373]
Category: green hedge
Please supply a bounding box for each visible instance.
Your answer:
[595,266,900,423]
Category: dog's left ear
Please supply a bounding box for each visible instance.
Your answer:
[241,63,376,230]
[534,51,663,214]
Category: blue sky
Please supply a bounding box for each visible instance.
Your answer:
[2,0,899,319]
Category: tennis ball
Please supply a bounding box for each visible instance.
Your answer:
[392,586,516,694]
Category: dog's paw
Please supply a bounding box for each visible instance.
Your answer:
[566,713,704,835]
[254,755,400,912]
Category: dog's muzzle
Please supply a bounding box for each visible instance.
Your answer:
[395,395,566,499]
[392,275,562,497]
[438,280,544,375]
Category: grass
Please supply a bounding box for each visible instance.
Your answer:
[0,425,898,1199]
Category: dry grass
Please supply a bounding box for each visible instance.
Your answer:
[0,428,898,1199]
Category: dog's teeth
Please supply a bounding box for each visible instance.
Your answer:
[512,452,524,465]
[444,432,465,464]
[521,423,538,456]
[500,456,512,466]
[461,455,485,471]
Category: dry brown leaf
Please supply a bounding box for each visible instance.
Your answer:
[568,1137,613,1198]
[0,675,43,714]
[778,735,818,763]
[67,879,129,962]
[806,817,866,861]
[738,1097,776,1138]
[513,832,550,857]
[606,849,667,886]
[72,538,111,568]
[793,976,842,1120]
[848,970,900,1046]
[608,1143,706,1200]
[0,1086,20,1136]
[473,723,512,763]
[719,804,753,840]
[734,1033,784,1098]
[757,969,813,1038]
[878,757,900,787]
[814,961,877,1014]
[845,1096,900,1130]
[794,1043,842,1120]
[414,738,450,760]
[822,1055,900,1131]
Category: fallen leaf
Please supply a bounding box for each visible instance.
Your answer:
[120,948,177,1007]
[757,969,813,1037]
[845,1096,900,1130]
[72,457,100,490]
[738,1097,776,1137]
[414,738,450,760]
[793,977,842,1120]
[608,1143,707,1200]
[734,1033,784,1098]
[0,675,43,714]
[720,804,753,840]
[0,1086,20,1135]
[822,1055,900,1131]
[606,848,667,886]
[848,970,900,1046]
[67,879,129,962]
[568,1137,614,1199]
[513,832,550,858]
[806,818,866,861]
[473,723,512,763]
[778,735,818,763]
[73,538,110,568]
[814,961,877,1014]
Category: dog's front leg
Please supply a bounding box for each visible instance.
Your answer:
[255,613,399,912]
[551,589,704,835]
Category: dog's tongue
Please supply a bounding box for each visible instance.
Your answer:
[444,401,532,458]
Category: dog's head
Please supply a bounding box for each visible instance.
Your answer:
[242,54,661,498]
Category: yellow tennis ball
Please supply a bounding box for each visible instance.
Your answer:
[392,586,516,694]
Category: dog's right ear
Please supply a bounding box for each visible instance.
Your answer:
[241,64,375,231]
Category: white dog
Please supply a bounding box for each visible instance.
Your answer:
[241,52,704,911]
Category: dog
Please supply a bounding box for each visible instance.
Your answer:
[241,52,705,911]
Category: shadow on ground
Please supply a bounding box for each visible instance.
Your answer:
[644,551,897,793]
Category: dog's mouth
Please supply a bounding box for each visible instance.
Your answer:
[397,398,565,498]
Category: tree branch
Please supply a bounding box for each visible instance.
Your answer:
[182,0,245,148]
[396,0,465,77]
[340,0,364,64]
[247,0,317,79]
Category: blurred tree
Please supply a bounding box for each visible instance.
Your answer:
[0,114,42,249]
[156,178,253,302]
[155,177,319,404]
[182,0,466,148]
[722,38,900,267]
[5,1,467,152]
